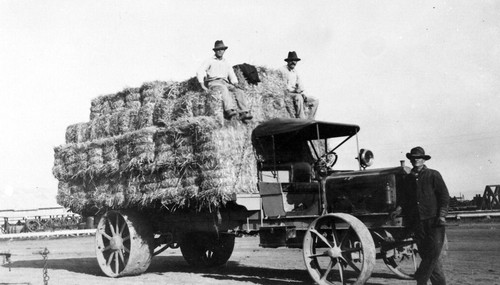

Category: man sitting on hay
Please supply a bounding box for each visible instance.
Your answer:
[197,40,253,122]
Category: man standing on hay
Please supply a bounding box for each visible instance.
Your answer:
[197,40,253,122]
[279,51,319,119]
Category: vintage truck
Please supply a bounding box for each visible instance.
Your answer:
[94,118,418,285]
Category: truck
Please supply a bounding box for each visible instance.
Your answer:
[93,117,418,285]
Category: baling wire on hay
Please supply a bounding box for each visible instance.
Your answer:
[54,66,311,214]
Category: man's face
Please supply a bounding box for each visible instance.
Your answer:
[215,49,225,59]
[410,157,425,168]
[287,60,298,70]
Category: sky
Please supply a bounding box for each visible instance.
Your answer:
[1,0,499,209]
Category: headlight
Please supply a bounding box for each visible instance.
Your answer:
[359,148,374,168]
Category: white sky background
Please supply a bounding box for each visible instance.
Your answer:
[1,0,499,209]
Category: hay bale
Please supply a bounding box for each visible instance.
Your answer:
[87,142,104,177]
[89,114,111,140]
[52,146,66,181]
[90,95,112,119]
[136,103,155,129]
[109,93,125,111]
[140,81,172,104]
[101,140,119,176]
[127,127,156,171]
[153,98,176,127]
[65,123,91,144]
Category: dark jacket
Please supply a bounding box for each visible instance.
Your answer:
[402,165,450,224]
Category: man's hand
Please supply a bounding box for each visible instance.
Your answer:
[435,216,446,227]
[389,206,402,220]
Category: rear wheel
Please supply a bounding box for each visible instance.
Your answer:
[95,210,153,277]
[180,232,235,267]
[303,213,376,285]
[373,230,420,279]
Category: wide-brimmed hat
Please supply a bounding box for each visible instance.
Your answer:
[284,51,301,62]
[213,40,228,51]
[406,146,431,160]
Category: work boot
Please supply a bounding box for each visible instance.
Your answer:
[239,111,253,121]
[225,109,237,119]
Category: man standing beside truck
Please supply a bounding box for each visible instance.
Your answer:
[197,40,252,121]
[279,51,318,119]
[390,146,449,285]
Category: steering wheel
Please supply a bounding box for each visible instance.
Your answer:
[324,152,338,169]
[316,152,338,170]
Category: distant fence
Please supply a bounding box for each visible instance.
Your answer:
[0,229,96,240]
[0,206,84,234]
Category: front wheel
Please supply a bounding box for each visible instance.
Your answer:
[303,213,376,285]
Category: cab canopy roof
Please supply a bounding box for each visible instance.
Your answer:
[251,118,360,164]
[251,118,360,141]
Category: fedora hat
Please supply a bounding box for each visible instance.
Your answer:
[406,146,431,160]
[284,51,301,62]
[213,40,228,51]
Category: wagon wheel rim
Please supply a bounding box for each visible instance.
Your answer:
[375,230,420,280]
[303,213,376,285]
[26,220,40,232]
[95,210,153,277]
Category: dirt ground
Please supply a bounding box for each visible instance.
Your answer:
[1,221,500,285]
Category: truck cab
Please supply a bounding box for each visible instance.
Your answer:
[241,118,411,248]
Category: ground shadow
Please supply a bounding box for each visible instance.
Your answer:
[2,256,409,285]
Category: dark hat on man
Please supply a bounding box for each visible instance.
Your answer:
[284,51,301,62]
[406,146,431,160]
[213,40,228,51]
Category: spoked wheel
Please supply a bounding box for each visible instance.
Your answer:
[180,232,235,267]
[95,210,153,277]
[26,219,40,232]
[373,230,420,279]
[303,213,376,285]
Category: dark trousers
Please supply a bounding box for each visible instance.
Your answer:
[414,218,446,285]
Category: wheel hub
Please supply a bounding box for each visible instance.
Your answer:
[110,235,124,251]
[327,246,342,258]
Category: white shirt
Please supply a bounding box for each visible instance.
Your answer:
[279,65,305,93]
[197,56,238,85]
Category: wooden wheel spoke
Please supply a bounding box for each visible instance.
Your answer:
[337,259,345,283]
[320,259,335,282]
[115,214,120,236]
[123,245,130,253]
[122,235,130,242]
[119,220,127,235]
[114,252,120,273]
[412,253,417,271]
[310,229,333,248]
[342,256,361,273]
[118,250,125,264]
[307,252,329,258]
[108,219,116,236]
[106,251,115,267]
[100,231,112,241]
[101,245,112,252]
[339,226,353,247]
[342,246,362,254]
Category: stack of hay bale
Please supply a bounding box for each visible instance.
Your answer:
[53,66,310,214]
